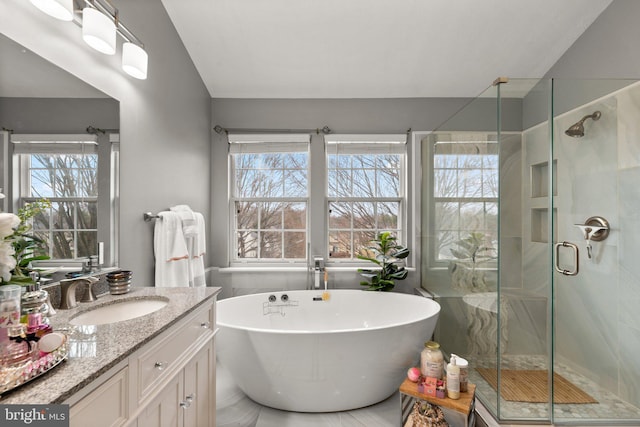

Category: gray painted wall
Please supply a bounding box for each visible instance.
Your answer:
[0,98,119,133]
[1,0,211,287]
[546,0,640,80]
[212,98,472,133]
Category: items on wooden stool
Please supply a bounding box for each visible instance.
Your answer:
[400,378,476,427]
[410,401,449,427]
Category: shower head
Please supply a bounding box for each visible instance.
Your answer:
[564,111,601,138]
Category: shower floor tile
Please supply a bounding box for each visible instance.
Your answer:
[470,355,640,422]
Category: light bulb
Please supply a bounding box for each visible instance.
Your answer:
[30,0,74,21]
[82,7,116,55]
[122,42,148,80]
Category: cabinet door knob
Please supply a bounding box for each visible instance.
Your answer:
[185,393,195,403]
[154,361,166,370]
[179,400,191,409]
[200,321,210,329]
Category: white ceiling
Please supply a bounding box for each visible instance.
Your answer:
[162,0,612,99]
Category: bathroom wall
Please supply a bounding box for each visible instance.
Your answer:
[545,0,640,80]
[0,98,119,133]
[544,0,640,408]
[521,82,640,407]
[1,0,212,287]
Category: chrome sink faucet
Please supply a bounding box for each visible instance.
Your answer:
[81,255,100,274]
[59,276,99,309]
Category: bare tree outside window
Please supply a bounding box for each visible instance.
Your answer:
[24,153,99,260]
[432,142,498,263]
[233,151,308,260]
[230,135,405,265]
[328,152,403,260]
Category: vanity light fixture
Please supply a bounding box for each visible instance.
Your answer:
[30,0,148,80]
[82,6,116,55]
[30,0,74,21]
[122,42,148,80]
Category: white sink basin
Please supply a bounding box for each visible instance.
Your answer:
[70,298,169,325]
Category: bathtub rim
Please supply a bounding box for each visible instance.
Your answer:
[216,289,440,335]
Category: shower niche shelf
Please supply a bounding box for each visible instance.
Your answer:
[531,207,557,243]
[530,160,557,198]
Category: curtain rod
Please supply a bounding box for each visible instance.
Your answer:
[213,125,332,135]
[213,126,413,135]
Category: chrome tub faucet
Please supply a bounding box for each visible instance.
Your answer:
[312,256,324,290]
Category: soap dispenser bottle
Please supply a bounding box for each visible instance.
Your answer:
[446,355,461,399]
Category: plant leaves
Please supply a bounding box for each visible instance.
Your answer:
[389,270,408,280]
[356,231,410,291]
[394,247,410,259]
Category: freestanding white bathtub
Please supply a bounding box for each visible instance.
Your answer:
[216,289,440,412]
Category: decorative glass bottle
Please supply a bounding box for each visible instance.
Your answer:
[420,340,444,379]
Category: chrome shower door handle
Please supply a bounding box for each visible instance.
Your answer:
[554,241,579,276]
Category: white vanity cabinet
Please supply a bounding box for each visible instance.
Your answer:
[68,296,217,427]
[69,365,130,427]
[137,341,215,427]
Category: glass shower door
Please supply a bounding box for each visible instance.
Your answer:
[497,78,554,423]
[423,77,640,425]
[550,78,640,424]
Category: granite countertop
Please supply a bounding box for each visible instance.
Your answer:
[0,286,220,404]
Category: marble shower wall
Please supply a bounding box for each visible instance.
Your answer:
[498,132,550,357]
[522,82,640,408]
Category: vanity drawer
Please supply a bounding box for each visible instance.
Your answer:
[133,301,214,404]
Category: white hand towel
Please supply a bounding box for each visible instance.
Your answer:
[154,211,189,287]
[169,205,207,287]
[190,212,206,287]
[193,212,206,258]
[170,205,197,237]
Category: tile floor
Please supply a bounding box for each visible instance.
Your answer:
[217,355,640,426]
[470,355,640,424]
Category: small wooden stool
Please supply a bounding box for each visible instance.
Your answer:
[399,378,476,427]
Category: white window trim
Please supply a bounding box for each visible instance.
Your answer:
[228,134,311,267]
[11,133,118,267]
[226,132,416,270]
[425,132,500,270]
[0,131,10,212]
[324,134,408,266]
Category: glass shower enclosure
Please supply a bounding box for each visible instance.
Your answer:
[421,78,640,424]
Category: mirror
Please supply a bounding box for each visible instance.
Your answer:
[0,33,119,267]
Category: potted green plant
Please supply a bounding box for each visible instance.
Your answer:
[0,199,51,286]
[357,231,410,291]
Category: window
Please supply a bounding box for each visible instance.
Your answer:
[326,135,406,261]
[12,134,118,264]
[228,133,407,266]
[430,136,498,266]
[229,134,309,262]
